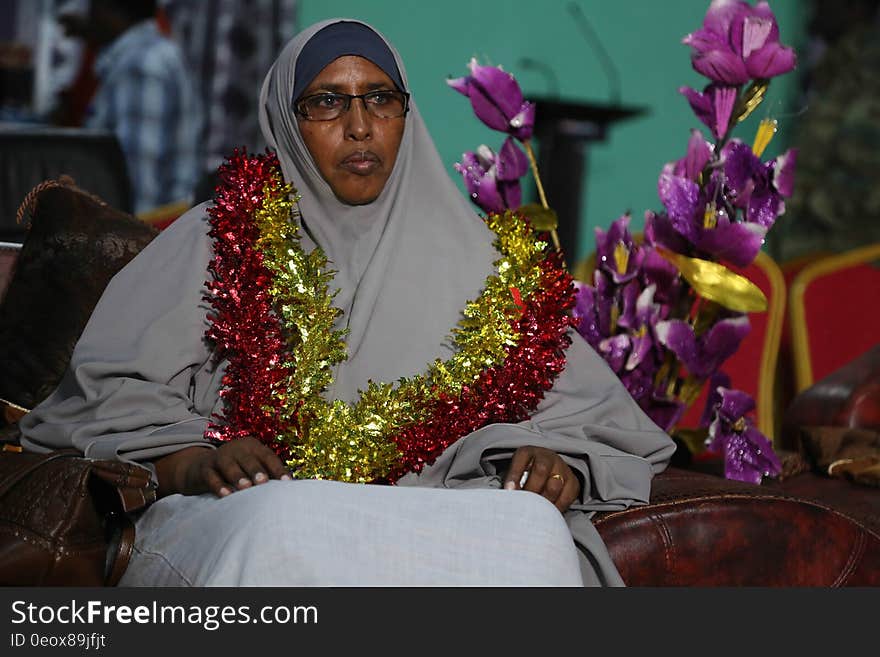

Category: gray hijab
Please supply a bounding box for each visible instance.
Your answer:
[258,18,498,403]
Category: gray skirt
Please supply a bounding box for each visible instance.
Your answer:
[119,479,586,586]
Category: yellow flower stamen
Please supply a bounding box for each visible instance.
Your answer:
[752,118,777,158]
[613,241,629,275]
[703,201,718,229]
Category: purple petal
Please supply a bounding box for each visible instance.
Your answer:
[700,371,731,428]
[696,220,766,267]
[644,210,691,254]
[752,1,781,43]
[655,319,699,373]
[620,367,655,405]
[684,129,714,181]
[468,84,513,133]
[617,281,642,330]
[747,187,783,227]
[456,153,505,215]
[446,75,470,96]
[720,426,782,483]
[773,148,797,197]
[498,179,522,210]
[510,102,536,140]
[746,41,797,79]
[692,49,750,85]
[723,139,762,196]
[658,171,701,230]
[640,247,681,305]
[682,27,728,54]
[599,334,631,373]
[711,85,738,139]
[454,151,484,199]
[717,386,755,421]
[469,61,524,123]
[694,315,750,378]
[703,0,751,41]
[680,86,714,135]
[496,137,528,181]
[740,15,772,58]
[573,282,602,347]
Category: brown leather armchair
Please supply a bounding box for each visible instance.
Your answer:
[595,467,880,586]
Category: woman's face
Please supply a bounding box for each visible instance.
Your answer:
[297,55,406,205]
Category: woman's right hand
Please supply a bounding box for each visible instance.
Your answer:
[155,436,291,498]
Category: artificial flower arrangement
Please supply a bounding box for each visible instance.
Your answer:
[450,0,798,483]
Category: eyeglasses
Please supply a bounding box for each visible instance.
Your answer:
[295,90,410,121]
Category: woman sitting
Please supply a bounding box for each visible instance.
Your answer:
[19,19,674,586]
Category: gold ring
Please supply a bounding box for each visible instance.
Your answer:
[550,473,564,482]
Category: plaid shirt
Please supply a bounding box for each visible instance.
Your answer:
[86,21,202,215]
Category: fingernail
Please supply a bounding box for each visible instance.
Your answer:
[218,487,231,497]
[253,472,268,483]
[504,481,516,490]
[237,477,252,489]
[280,474,292,481]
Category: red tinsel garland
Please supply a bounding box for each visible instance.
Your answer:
[203,151,576,483]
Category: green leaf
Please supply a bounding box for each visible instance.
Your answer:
[516,203,558,231]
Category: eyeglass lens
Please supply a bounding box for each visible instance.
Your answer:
[299,91,407,120]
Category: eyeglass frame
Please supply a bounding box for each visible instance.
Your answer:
[294,90,411,121]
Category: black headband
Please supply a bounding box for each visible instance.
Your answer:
[292,21,405,103]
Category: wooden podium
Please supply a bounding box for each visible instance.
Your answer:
[528,97,646,260]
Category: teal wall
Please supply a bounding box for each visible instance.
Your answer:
[298,0,808,264]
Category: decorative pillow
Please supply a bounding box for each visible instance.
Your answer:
[0,180,159,417]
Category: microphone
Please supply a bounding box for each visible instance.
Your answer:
[518,57,561,98]
[567,1,623,105]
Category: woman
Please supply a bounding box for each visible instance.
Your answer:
[19,19,675,586]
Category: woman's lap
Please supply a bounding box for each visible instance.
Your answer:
[119,479,584,586]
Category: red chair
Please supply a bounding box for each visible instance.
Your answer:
[677,250,786,443]
[789,242,880,394]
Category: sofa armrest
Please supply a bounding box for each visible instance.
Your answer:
[594,468,880,586]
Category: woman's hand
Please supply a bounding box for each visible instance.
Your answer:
[155,436,291,498]
[503,446,581,513]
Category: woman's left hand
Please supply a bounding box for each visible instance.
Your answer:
[503,446,581,513]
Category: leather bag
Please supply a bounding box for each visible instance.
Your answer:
[0,449,156,586]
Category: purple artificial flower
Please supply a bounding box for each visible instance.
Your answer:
[723,139,797,228]
[654,314,750,380]
[573,280,603,348]
[594,214,644,284]
[572,272,616,348]
[679,83,738,140]
[455,138,527,214]
[639,244,682,306]
[655,140,768,267]
[448,58,536,141]
[704,383,782,483]
[597,283,662,373]
[683,0,796,86]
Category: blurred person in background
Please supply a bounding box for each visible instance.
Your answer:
[61,0,202,214]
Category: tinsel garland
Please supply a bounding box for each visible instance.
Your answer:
[204,151,575,483]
